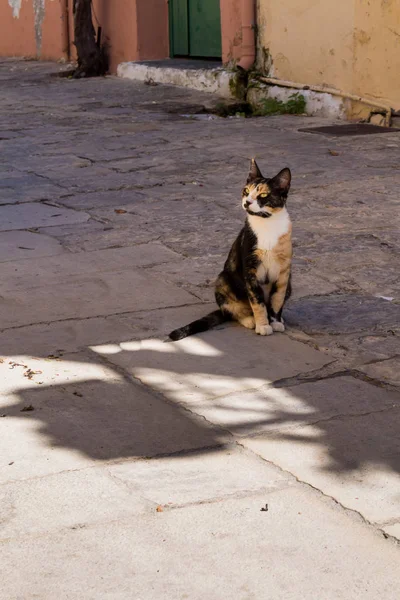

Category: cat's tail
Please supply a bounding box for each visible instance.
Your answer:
[168,309,229,341]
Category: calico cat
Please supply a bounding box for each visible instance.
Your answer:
[169,159,292,341]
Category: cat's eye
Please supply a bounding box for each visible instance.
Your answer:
[243,187,250,196]
[259,193,268,198]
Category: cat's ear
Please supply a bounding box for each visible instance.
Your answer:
[270,168,291,196]
[247,158,262,183]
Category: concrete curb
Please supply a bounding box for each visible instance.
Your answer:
[117,61,237,99]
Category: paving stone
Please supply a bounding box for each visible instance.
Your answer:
[143,256,220,302]
[0,230,64,262]
[45,208,242,256]
[355,334,400,361]
[0,202,89,231]
[383,523,400,539]
[358,357,400,388]
[286,294,400,334]
[95,328,330,408]
[50,166,169,193]
[292,178,400,213]
[0,304,212,356]
[16,153,95,172]
[295,231,385,259]
[0,174,65,204]
[88,197,238,232]
[350,266,400,300]
[34,220,132,252]
[0,351,225,482]
[47,223,159,252]
[58,188,147,210]
[1,269,195,328]
[0,130,21,140]
[244,380,400,524]
[305,247,391,275]
[290,271,338,299]
[0,242,182,291]
[290,199,399,236]
[107,445,290,507]
[306,332,400,367]
[2,487,400,600]
[180,375,400,436]
[0,468,151,538]
[374,229,400,251]
[160,222,243,257]
[0,244,195,327]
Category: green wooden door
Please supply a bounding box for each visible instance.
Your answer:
[170,0,189,56]
[188,0,222,57]
[170,0,222,58]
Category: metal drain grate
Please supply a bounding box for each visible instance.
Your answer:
[298,124,398,136]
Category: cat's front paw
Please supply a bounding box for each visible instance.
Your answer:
[271,320,285,332]
[255,323,273,336]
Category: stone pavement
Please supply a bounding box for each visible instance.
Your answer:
[1,59,400,599]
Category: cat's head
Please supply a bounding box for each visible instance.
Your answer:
[242,159,291,218]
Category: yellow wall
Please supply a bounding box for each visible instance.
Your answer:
[257,0,400,111]
[353,0,400,107]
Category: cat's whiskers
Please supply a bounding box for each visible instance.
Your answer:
[242,196,270,215]
[243,197,272,218]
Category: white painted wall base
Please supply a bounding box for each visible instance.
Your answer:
[117,62,236,99]
[248,81,346,119]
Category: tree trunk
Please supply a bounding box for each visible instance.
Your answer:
[73,0,106,77]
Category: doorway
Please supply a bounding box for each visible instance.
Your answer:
[169,0,222,59]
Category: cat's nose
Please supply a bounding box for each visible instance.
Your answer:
[244,200,251,208]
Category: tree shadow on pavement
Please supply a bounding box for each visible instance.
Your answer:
[1,324,400,482]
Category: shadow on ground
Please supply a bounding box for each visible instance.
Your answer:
[2,324,400,479]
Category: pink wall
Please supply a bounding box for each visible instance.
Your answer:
[92,0,138,72]
[0,0,65,60]
[220,0,242,64]
[136,0,169,61]
[0,1,244,72]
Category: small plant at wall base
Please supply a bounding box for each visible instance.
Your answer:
[253,93,306,116]
[73,0,108,77]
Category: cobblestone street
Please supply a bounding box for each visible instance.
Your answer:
[1,59,400,599]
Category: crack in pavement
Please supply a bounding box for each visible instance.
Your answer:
[271,366,400,393]
[241,405,400,440]
[235,440,400,547]
[0,301,206,333]
[93,347,234,442]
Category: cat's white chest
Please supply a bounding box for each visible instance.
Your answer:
[249,209,291,285]
[248,209,291,251]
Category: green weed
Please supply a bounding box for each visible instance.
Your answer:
[253,92,306,116]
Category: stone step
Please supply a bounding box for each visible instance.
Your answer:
[117,59,239,99]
